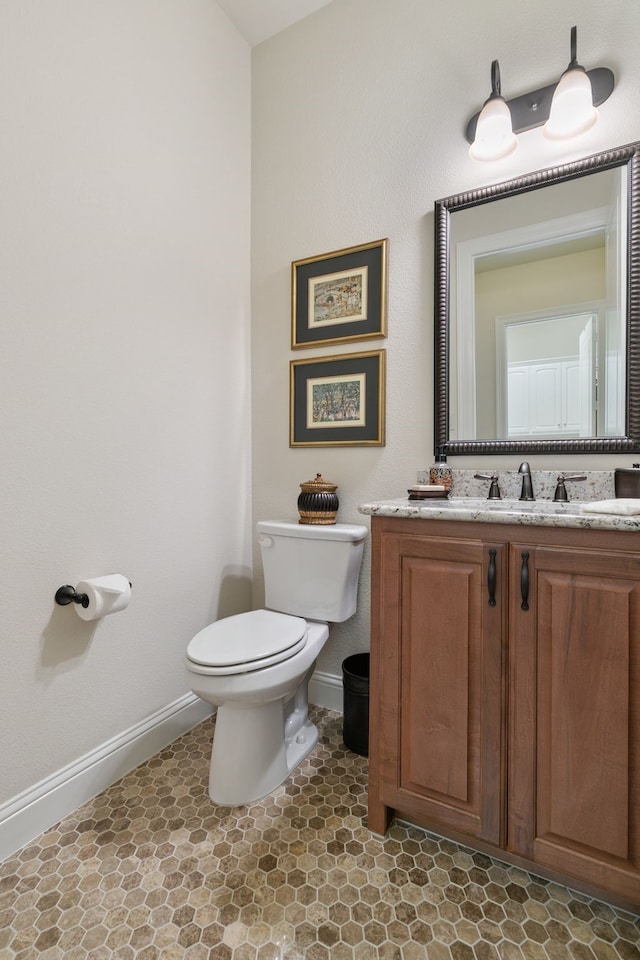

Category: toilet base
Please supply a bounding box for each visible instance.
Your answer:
[208,676,319,806]
[209,700,318,807]
[285,716,319,775]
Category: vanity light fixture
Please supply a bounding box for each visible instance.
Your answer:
[466,26,614,161]
[468,60,518,162]
[544,27,599,139]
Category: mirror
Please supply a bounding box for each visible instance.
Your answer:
[434,141,640,455]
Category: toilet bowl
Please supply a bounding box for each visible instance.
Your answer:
[184,520,367,806]
[186,611,329,805]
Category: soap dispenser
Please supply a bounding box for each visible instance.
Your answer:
[429,447,452,491]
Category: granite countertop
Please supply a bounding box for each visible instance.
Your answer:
[357,497,640,531]
[358,469,640,531]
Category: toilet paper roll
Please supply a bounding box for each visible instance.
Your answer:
[74,574,132,622]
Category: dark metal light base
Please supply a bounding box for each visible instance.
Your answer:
[465,67,615,144]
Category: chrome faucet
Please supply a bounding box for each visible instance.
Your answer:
[518,462,535,501]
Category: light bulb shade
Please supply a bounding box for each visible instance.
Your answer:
[469,96,517,162]
[543,66,598,140]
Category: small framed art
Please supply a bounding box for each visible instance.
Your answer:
[291,238,388,348]
[290,350,385,447]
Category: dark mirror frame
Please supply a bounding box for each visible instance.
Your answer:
[434,141,640,456]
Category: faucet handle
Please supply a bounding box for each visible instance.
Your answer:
[553,473,587,502]
[474,473,502,499]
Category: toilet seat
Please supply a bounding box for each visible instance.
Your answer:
[186,609,308,676]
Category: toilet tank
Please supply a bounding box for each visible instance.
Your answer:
[257,521,368,622]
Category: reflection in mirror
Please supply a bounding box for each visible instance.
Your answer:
[435,142,640,456]
[451,168,625,442]
[500,310,602,439]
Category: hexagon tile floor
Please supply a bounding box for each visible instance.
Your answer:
[1,708,639,960]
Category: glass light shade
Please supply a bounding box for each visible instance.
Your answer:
[543,67,598,140]
[469,97,518,162]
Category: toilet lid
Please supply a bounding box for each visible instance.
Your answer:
[186,609,307,669]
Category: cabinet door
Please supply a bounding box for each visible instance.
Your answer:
[372,529,506,845]
[508,544,640,904]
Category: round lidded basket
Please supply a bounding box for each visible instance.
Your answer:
[297,473,339,525]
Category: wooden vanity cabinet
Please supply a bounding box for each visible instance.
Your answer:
[368,524,507,845]
[369,516,640,912]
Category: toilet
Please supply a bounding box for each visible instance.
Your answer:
[184,520,368,805]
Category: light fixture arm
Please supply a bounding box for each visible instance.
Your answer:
[490,59,501,100]
[567,24,580,71]
[465,27,614,145]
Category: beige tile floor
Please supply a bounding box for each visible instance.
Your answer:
[0,707,638,960]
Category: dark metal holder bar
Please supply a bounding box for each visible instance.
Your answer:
[54,585,90,608]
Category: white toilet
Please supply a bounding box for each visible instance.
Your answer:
[184,520,368,806]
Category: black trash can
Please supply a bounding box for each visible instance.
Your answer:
[342,652,370,757]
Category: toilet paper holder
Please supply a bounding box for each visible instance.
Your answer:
[55,585,90,608]
[54,581,133,608]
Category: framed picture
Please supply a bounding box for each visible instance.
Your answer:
[290,350,385,447]
[291,238,388,348]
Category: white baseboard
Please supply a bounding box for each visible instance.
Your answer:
[0,693,213,864]
[0,673,344,865]
[309,670,343,712]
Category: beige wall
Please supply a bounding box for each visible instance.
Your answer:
[0,0,252,805]
[251,0,640,677]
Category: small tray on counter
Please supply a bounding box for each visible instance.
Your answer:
[408,486,450,501]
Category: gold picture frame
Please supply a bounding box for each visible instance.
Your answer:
[290,350,386,447]
[291,239,388,349]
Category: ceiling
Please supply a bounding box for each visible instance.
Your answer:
[216,0,334,47]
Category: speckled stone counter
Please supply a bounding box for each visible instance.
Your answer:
[358,497,640,531]
[359,470,640,532]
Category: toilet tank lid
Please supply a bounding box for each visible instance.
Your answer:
[257,520,368,542]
